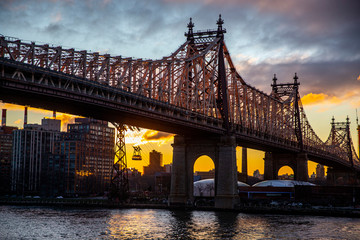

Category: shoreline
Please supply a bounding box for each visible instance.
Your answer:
[1,198,360,218]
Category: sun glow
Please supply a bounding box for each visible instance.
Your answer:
[125,129,175,146]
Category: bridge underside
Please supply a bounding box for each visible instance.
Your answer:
[0,59,223,136]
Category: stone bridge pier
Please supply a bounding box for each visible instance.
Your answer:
[264,152,309,181]
[169,135,238,209]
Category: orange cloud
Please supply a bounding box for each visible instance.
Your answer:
[351,99,360,108]
[301,93,328,105]
[14,119,22,124]
[329,96,342,104]
[125,129,175,146]
[301,91,360,111]
[45,113,78,131]
[142,130,175,143]
[301,92,359,106]
[0,102,52,115]
[357,75,360,81]
[54,114,77,131]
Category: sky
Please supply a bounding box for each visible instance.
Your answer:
[1,0,360,176]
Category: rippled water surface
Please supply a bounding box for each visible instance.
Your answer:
[1,205,360,239]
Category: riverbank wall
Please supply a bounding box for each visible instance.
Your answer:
[1,197,360,218]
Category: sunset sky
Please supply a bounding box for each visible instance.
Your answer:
[1,0,359,176]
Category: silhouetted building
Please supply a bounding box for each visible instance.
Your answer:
[278,173,294,180]
[164,164,172,173]
[53,118,115,196]
[0,125,18,195]
[194,169,215,180]
[11,119,61,195]
[143,150,164,176]
[155,172,171,193]
[41,118,61,131]
[316,164,325,179]
[253,169,264,180]
[128,168,142,192]
[51,139,83,196]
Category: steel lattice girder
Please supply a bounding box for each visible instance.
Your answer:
[0,32,359,169]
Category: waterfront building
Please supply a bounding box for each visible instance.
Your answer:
[154,172,171,193]
[0,125,18,195]
[54,118,115,196]
[194,169,215,180]
[127,168,142,192]
[51,139,82,196]
[316,164,325,179]
[11,119,61,195]
[278,173,294,180]
[143,150,165,176]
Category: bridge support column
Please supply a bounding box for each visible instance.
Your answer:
[215,135,238,209]
[241,147,248,183]
[169,136,188,206]
[264,152,275,180]
[169,134,238,209]
[296,153,309,182]
[264,152,308,181]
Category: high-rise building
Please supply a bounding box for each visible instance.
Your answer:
[41,118,61,131]
[164,164,172,173]
[11,119,61,195]
[143,150,165,176]
[0,119,18,195]
[253,169,264,180]
[54,118,115,196]
[316,164,325,179]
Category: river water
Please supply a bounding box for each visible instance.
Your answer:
[1,205,360,239]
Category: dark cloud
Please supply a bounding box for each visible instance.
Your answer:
[238,59,360,97]
[44,23,62,33]
[1,0,359,96]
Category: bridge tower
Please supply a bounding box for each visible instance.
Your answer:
[169,16,238,209]
[326,117,359,185]
[264,73,308,181]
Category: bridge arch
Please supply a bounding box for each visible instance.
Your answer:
[264,152,308,181]
[186,145,218,203]
[193,155,216,199]
[277,166,294,180]
[193,155,215,174]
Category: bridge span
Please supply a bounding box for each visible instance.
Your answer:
[1,16,359,208]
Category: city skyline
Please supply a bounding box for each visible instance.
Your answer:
[1,0,359,176]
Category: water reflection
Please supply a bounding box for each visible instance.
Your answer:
[1,206,360,239]
[167,210,193,239]
[214,211,239,239]
[107,209,172,239]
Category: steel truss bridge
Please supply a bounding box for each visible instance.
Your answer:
[0,16,359,173]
